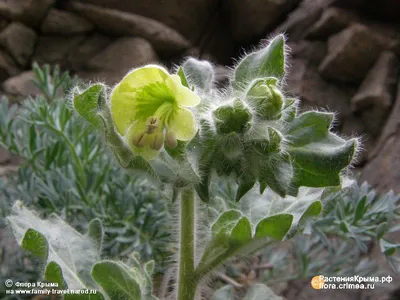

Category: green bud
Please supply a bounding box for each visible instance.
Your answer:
[246,78,284,120]
[213,99,252,134]
[252,127,283,154]
[221,133,242,159]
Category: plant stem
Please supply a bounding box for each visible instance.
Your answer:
[177,188,196,300]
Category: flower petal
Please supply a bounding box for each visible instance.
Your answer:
[116,65,169,92]
[168,107,197,141]
[125,121,160,160]
[111,65,169,135]
[166,74,201,107]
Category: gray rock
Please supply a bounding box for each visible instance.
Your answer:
[306,7,360,39]
[319,24,386,83]
[73,0,216,42]
[67,1,190,54]
[0,0,55,28]
[224,0,300,43]
[0,147,11,165]
[286,63,355,124]
[41,9,94,35]
[67,34,112,71]
[288,40,327,65]
[369,80,400,161]
[361,81,400,193]
[0,19,8,31]
[2,71,41,96]
[32,35,86,66]
[0,50,20,82]
[351,51,398,137]
[0,22,37,67]
[81,37,158,85]
[274,0,334,41]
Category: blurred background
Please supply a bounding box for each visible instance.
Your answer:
[0,0,399,299]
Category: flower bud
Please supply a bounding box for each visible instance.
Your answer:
[213,99,252,134]
[246,78,284,120]
[165,130,177,149]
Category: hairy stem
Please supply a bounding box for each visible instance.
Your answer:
[177,188,196,300]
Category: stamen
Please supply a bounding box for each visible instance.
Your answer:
[132,131,147,148]
[165,130,177,149]
[146,116,160,134]
[150,132,164,150]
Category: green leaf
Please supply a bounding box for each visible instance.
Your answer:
[285,111,357,191]
[233,34,285,90]
[73,84,107,129]
[354,196,367,223]
[231,217,252,245]
[380,239,399,256]
[299,201,322,224]
[182,58,214,92]
[92,261,141,300]
[8,201,101,291]
[376,222,388,240]
[212,210,242,237]
[212,285,234,300]
[259,153,294,197]
[255,214,293,240]
[45,262,102,300]
[236,176,256,202]
[45,261,68,289]
[21,228,49,260]
[243,284,283,300]
[177,67,190,88]
[86,218,103,252]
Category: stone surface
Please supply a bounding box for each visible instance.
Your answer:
[41,9,94,35]
[287,63,355,124]
[75,0,216,42]
[66,34,112,71]
[319,24,386,83]
[361,81,400,193]
[288,40,327,65]
[306,7,359,39]
[0,19,8,31]
[0,147,11,165]
[274,0,334,41]
[67,1,190,54]
[0,0,55,28]
[82,37,158,85]
[32,35,86,66]
[369,79,400,161]
[0,22,37,67]
[3,71,42,96]
[224,0,300,43]
[0,50,20,82]
[351,51,398,137]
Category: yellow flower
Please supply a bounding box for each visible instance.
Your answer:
[110,65,200,160]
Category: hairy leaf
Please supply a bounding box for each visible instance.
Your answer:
[233,35,285,90]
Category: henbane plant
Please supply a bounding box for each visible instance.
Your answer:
[7,35,361,299]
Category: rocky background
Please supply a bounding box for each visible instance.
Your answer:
[0,0,399,298]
